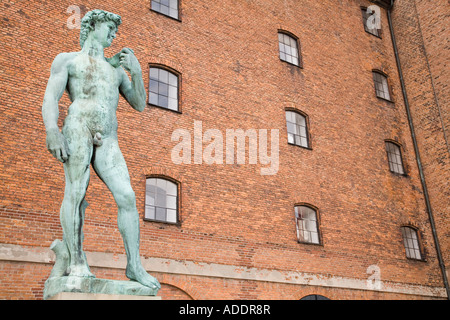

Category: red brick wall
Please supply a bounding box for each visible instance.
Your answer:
[0,0,447,299]
[391,0,450,280]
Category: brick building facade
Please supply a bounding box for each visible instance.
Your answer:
[0,0,448,299]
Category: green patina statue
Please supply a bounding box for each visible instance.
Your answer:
[42,9,160,297]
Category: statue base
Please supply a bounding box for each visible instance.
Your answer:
[44,276,159,300]
[47,292,161,300]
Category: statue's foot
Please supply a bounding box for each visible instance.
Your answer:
[68,264,95,278]
[126,264,160,290]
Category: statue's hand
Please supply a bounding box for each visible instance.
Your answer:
[119,48,140,74]
[46,128,70,163]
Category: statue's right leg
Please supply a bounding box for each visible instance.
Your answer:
[60,124,94,278]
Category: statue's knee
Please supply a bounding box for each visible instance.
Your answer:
[116,189,136,209]
[65,184,87,203]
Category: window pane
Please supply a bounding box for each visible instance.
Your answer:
[311,232,319,244]
[285,54,293,64]
[286,111,308,148]
[149,67,178,110]
[168,98,178,110]
[401,227,422,260]
[150,68,159,80]
[159,95,168,108]
[159,83,169,96]
[156,207,166,221]
[286,122,295,134]
[286,111,294,122]
[385,142,404,174]
[278,32,299,66]
[169,73,178,86]
[145,193,155,206]
[152,2,161,12]
[155,194,166,207]
[288,133,294,144]
[145,178,179,223]
[169,85,177,99]
[300,137,308,147]
[149,92,158,105]
[159,69,169,83]
[145,206,155,220]
[166,195,177,209]
[169,0,178,9]
[373,72,390,100]
[149,80,158,93]
[156,178,166,189]
[166,209,177,223]
[295,206,319,244]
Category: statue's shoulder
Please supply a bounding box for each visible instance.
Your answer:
[51,52,79,70]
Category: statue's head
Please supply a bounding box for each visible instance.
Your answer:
[80,9,122,48]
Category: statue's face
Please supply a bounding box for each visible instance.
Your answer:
[92,21,117,48]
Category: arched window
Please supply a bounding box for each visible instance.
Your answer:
[286,110,310,148]
[385,141,405,175]
[295,205,320,244]
[149,66,180,112]
[372,71,391,101]
[145,177,179,224]
[300,294,330,300]
[278,31,301,67]
[401,226,424,260]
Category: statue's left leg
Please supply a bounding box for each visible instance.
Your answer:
[92,137,160,290]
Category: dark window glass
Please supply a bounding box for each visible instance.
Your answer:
[385,142,405,175]
[300,295,330,300]
[151,0,179,19]
[373,71,391,101]
[278,32,299,66]
[401,227,423,260]
[295,206,320,244]
[149,67,179,111]
[145,177,178,224]
[286,111,309,148]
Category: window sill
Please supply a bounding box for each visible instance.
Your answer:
[405,256,427,263]
[148,103,182,114]
[365,30,382,39]
[150,9,182,22]
[297,240,323,247]
[376,96,394,104]
[288,142,312,150]
[389,170,408,178]
[144,217,180,226]
[279,58,303,69]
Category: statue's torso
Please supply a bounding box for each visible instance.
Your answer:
[64,52,121,137]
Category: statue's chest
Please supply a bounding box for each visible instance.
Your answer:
[70,54,119,87]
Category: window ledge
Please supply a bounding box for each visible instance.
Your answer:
[280,58,303,69]
[148,103,182,114]
[376,96,394,103]
[288,142,312,150]
[150,9,181,22]
[297,240,323,246]
[144,218,180,226]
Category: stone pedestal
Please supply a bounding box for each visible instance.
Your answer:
[44,276,159,300]
[47,292,161,300]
